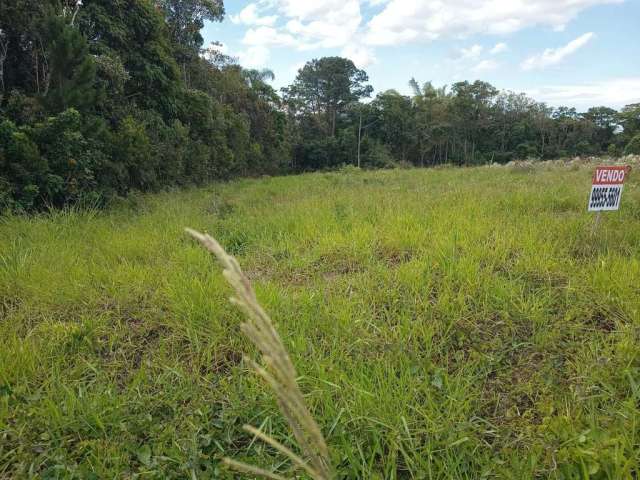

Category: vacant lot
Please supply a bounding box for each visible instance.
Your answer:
[1,164,639,479]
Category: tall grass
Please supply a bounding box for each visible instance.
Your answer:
[186,228,331,479]
[0,163,639,478]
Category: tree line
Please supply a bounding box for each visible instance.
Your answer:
[284,58,640,170]
[1,1,639,212]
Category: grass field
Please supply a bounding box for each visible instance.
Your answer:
[1,163,639,479]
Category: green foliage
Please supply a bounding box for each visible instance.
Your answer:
[0,0,294,212]
[78,0,182,118]
[1,109,109,210]
[283,57,373,137]
[624,134,640,155]
[156,0,225,61]
[283,69,627,171]
[32,109,98,203]
[0,0,632,213]
[0,118,44,210]
[1,166,639,477]
[41,13,97,113]
[113,116,156,191]
[608,143,622,157]
[618,103,640,137]
[363,140,396,168]
[3,90,43,125]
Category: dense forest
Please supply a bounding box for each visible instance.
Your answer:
[1,0,639,212]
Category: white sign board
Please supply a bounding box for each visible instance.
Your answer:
[588,166,628,212]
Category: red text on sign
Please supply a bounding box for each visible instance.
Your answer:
[592,166,627,185]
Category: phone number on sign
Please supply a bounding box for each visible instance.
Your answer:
[589,186,622,209]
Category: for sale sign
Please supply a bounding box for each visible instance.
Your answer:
[588,166,628,212]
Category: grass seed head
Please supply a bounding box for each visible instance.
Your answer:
[186,228,332,479]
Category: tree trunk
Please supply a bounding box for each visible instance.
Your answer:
[463,138,468,164]
[331,108,336,137]
[0,38,6,93]
[34,51,39,93]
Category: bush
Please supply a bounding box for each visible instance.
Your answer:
[515,142,539,159]
[624,134,640,155]
[363,141,396,169]
[575,140,595,156]
[3,90,44,125]
[295,137,345,171]
[112,116,155,191]
[0,176,16,212]
[0,109,114,210]
[0,119,45,210]
[608,143,622,157]
[33,109,98,204]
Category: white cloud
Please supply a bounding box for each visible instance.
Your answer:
[472,59,499,73]
[521,32,594,70]
[527,78,640,109]
[238,45,271,69]
[364,0,620,46]
[226,0,620,80]
[231,4,278,26]
[460,44,483,59]
[243,26,297,47]
[239,0,361,51]
[289,61,307,75]
[490,42,508,54]
[341,43,377,68]
[449,44,500,75]
[272,0,358,22]
[282,1,361,49]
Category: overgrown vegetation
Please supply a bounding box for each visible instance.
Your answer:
[0,0,289,212]
[187,228,332,479]
[1,163,639,478]
[2,1,640,212]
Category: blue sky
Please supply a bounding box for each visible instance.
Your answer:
[202,0,640,110]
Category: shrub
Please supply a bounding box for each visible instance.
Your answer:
[112,116,155,191]
[0,119,45,210]
[364,141,396,168]
[624,134,640,155]
[608,143,622,157]
[515,142,539,159]
[0,176,15,212]
[575,140,595,156]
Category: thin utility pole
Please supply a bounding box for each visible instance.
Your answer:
[356,109,378,169]
[357,110,362,168]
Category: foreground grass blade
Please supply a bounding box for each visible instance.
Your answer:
[185,228,332,480]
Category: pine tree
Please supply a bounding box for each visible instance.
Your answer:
[42,12,96,113]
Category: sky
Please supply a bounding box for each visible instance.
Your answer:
[201,0,640,111]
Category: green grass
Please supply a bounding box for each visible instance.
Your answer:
[1,164,639,479]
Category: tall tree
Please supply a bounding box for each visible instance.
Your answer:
[584,106,618,151]
[78,0,182,117]
[283,57,373,137]
[155,0,224,72]
[41,13,97,113]
[451,80,498,163]
[370,90,414,162]
[618,103,640,137]
[0,28,7,94]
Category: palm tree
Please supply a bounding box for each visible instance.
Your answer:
[242,68,275,89]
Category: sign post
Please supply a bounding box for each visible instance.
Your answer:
[588,165,629,235]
